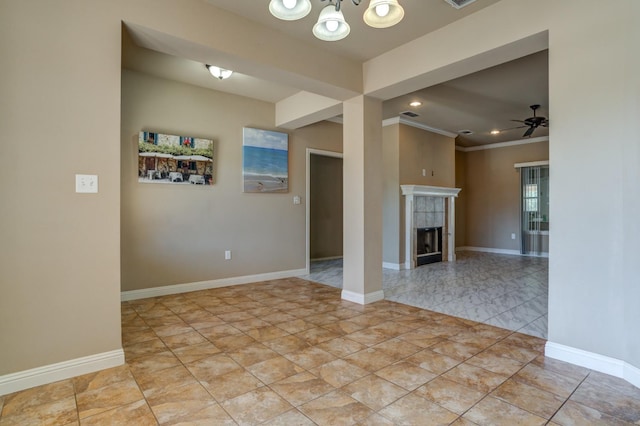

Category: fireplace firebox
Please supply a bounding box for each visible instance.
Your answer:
[416,227,443,266]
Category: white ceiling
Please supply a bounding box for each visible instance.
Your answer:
[122,0,549,146]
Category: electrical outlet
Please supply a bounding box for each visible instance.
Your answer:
[511,233,516,240]
[422,169,426,177]
[75,174,98,193]
[225,250,232,260]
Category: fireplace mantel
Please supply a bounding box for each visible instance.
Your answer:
[401,185,461,269]
[401,185,461,198]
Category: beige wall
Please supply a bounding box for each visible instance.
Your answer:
[382,124,401,264]
[0,1,123,376]
[122,70,343,290]
[310,155,343,259]
[382,123,456,264]
[460,141,549,251]
[342,96,384,297]
[399,125,455,263]
[399,125,456,187]
[455,150,467,248]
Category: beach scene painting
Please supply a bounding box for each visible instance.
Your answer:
[243,127,288,193]
[138,132,214,186]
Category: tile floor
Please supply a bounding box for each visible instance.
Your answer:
[2,278,639,425]
[301,251,549,338]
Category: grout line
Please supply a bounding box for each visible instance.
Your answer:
[545,371,591,423]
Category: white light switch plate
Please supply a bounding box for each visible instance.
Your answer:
[76,174,98,193]
[293,196,301,205]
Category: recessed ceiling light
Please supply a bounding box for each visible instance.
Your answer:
[409,101,422,107]
[491,130,500,135]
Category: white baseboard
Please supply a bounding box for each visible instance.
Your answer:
[121,268,307,302]
[311,256,343,262]
[457,246,521,256]
[457,246,549,258]
[0,349,124,396]
[382,262,404,270]
[341,289,385,305]
[545,342,640,389]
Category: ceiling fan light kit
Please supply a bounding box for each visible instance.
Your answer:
[269,0,404,41]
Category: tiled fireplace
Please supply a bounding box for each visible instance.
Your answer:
[416,225,443,266]
[401,185,461,269]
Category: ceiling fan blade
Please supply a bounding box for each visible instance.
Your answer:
[523,126,535,137]
[510,119,526,123]
[499,125,527,131]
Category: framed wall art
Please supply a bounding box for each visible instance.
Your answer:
[242,127,288,193]
[138,131,214,186]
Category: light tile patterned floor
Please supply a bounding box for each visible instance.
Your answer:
[301,251,549,338]
[2,278,639,425]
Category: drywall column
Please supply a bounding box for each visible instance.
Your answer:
[447,196,456,262]
[341,96,384,304]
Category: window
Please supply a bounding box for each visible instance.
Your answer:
[524,183,539,212]
[520,165,549,255]
[143,132,157,144]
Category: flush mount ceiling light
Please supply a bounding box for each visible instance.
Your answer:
[409,101,422,107]
[269,0,404,42]
[206,64,233,80]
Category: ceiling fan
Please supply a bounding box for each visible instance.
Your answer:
[499,104,549,137]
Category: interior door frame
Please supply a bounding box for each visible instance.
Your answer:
[305,148,344,274]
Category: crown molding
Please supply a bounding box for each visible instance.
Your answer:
[456,136,549,152]
[382,117,458,138]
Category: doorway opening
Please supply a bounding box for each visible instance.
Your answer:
[305,149,343,275]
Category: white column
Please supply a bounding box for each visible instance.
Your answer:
[448,196,456,262]
[342,95,384,304]
[404,194,414,269]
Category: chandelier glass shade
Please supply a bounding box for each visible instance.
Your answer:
[312,4,350,41]
[269,0,404,41]
[268,0,312,20]
[363,0,404,28]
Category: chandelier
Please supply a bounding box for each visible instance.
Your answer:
[269,0,405,42]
